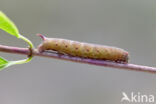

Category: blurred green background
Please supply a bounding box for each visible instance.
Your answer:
[0,0,156,104]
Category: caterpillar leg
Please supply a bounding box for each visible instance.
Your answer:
[44,50,68,56]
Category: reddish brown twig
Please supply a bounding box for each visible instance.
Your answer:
[0,44,156,73]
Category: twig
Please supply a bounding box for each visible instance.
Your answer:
[0,44,156,73]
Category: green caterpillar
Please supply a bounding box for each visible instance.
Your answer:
[37,34,129,63]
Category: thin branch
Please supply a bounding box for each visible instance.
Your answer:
[0,44,156,73]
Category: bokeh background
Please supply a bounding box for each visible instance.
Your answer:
[0,0,156,104]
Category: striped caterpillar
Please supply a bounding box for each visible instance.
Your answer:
[37,34,129,63]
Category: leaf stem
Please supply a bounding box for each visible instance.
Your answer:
[8,57,32,66]
[19,35,34,49]
[6,35,35,65]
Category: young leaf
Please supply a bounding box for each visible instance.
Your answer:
[0,11,34,70]
[0,11,20,38]
[0,57,9,70]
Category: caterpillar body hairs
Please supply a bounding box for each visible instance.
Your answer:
[37,34,129,63]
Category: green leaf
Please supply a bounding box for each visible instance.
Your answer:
[0,57,9,70]
[0,11,20,38]
[0,11,34,70]
[0,56,33,70]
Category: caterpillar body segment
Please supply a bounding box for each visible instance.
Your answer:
[37,34,129,63]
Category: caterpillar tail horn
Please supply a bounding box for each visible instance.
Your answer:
[36,33,46,41]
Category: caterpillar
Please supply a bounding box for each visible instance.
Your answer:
[37,34,129,63]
